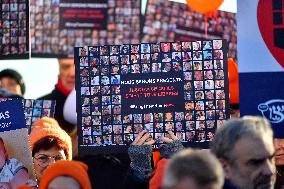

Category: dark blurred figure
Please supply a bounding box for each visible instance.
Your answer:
[162,149,224,189]
[39,58,75,133]
[0,69,25,97]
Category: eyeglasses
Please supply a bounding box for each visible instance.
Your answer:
[34,154,64,167]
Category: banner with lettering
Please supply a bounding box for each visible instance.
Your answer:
[0,99,35,179]
[75,40,230,155]
[30,0,141,58]
[238,0,284,136]
[0,99,25,132]
[0,0,29,59]
[143,0,237,61]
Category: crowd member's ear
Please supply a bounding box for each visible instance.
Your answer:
[219,158,232,179]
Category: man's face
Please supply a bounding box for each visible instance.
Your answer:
[101,76,109,85]
[96,137,102,143]
[0,77,22,95]
[165,63,171,71]
[113,106,121,114]
[225,136,276,189]
[274,138,284,166]
[58,58,75,91]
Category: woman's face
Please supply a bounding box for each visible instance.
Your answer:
[33,146,66,181]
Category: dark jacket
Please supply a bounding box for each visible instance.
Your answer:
[275,165,284,189]
[38,85,75,133]
[223,179,239,189]
[77,153,149,189]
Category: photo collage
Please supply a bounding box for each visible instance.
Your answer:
[142,0,237,61]
[0,0,29,59]
[23,99,56,132]
[75,39,229,154]
[30,0,141,58]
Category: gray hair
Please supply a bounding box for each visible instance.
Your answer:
[162,149,224,189]
[210,116,273,162]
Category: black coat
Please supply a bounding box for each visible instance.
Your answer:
[38,85,75,133]
[77,154,149,189]
[223,180,239,189]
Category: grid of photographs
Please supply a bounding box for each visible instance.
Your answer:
[75,40,229,154]
[0,0,29,59]
[30,0,141,58]
[143,0,237,61]
[23,99,56,132]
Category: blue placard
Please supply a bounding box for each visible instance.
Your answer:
[240,72,284,138]
[0,99,26,132]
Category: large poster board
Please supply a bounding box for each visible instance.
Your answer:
[238,0,284,137]
[30,0,141,58]
[0,0,29,59]
[0,99,35,179]
[75,40,230,155]
[142,0,237,61]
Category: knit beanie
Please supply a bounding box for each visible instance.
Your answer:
[228,58,239,105]
[0,69,25,95]
[39,160,92,189]
[17,185,35,189]
[29,117,72,160]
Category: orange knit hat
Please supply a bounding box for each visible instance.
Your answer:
[228,58,239,105]
[17,185,35,189]
[39,160,92,189]
[29,117,72,160]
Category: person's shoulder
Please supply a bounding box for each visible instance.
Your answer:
[38,87,62,100]
[38,92,53,100]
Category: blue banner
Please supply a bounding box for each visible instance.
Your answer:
[240,72,284,138]
[0,99,26,132]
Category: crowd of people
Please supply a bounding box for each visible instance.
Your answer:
[0,57,283,189]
